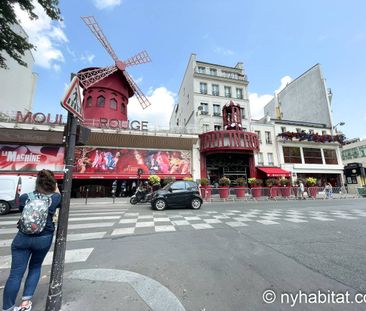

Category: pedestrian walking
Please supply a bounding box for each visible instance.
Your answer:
[325,182,333,199]
[298,180,306,200]
[2,170,62,311]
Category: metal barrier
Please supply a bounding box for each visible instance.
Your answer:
[199,186,361,202]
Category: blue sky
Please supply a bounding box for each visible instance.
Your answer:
[15,0,366,139]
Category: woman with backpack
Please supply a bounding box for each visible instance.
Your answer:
[2,170,61,311]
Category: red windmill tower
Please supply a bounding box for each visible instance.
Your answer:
[77,16,152,126]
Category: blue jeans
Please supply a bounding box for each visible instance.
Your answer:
[2,232,53,311]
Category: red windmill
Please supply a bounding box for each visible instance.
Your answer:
[78,16,152,110]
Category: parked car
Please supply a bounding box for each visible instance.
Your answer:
[151,180,202,211]
[0,175,37,215]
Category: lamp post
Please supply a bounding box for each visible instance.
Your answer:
[332,121,345,136]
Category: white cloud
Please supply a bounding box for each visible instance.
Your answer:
[275,75,292,94]
[93,0,122,9]
[127,87,176,130]
[249,75,293,120]
[214,47,234,56]
[14,2,67,70]
[249,93,274,120]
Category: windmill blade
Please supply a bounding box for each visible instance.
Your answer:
[81,16,119,63]
[77,66,118,89]
[123,71,152,109]
[124,50,151,67]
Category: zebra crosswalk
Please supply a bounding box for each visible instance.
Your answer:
[1,205,366,270]
[0,205,129,270]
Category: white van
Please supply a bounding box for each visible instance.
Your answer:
[0,175,37,215]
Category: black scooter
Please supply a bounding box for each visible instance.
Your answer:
[130,187,153,204]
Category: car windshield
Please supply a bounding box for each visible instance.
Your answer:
[162,182,174,190]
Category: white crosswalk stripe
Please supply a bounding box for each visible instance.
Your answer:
[1,205,366,265]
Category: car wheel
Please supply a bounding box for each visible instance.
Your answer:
[0,201,10,215]
[191,198,202,210]
[154,199,166,211]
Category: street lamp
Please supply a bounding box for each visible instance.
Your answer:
[332,121,345,135]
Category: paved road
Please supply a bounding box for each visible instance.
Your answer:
[1,198,366,310]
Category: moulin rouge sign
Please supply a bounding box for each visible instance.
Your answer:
[15,111,148,131]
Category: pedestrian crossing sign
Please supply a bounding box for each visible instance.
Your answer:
[61,76,84,121]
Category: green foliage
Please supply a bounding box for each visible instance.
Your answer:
[0,0,62,69]
[306,177,317,186]
[265,178,278,187]
[148,174,161,185]
[248,177,263,186]
[199,178,209,186]
[235,177,246,186]
[219,177,231,186]
[279,178,290,186]
[163,176,176,186]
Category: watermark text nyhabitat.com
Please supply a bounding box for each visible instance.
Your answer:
[262,289,366,307]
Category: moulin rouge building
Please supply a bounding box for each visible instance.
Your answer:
[0,50,345,196]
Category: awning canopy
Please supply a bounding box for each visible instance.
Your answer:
[257,167,291,177]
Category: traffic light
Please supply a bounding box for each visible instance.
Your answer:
[76,125,91,145]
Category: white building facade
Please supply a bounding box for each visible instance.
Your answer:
[170,57,345,187]
[0,24,37,117]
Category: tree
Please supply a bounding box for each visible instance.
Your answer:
[0,0,61,69]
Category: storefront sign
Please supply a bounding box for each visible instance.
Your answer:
[16,111,64,125]
[99,118,148,131]
[0,145,65,172]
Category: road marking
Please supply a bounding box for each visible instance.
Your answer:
[69,216,120,221]
[256,220,279,225]
[68,222,115,229]
[285,218,308,223]
[0,248,93,269]
[155,225,176,232]
[120,218,138,224]
[65,268,186,311]
[136,221,154,228]
[225,222,248,227]
[191,223,213,230]
[111,227,135,235]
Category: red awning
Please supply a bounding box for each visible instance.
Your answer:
[257,167,291,177]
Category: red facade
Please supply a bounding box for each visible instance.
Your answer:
[79,68,134,126]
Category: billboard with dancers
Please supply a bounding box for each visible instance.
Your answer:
[74,147,191,176]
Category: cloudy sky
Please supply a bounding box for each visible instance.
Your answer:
[13,0,366,138]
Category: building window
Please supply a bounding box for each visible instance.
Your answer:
[265,131,272,144]
[198,66,205,74]
[213,104,220,116]
[240,107,246,119]
[296,128,301,133]
[214,125,221,131]
[224,86,231,98]
[281,127,286,133]
[303,148,323,164]
[176,118,179,126]
[309,129,314,134]
[258,152,264,166]
[283,147,302,164]
[322,130,327,135]
[202,124,210,132]
[255,130,262,144]
[236,88,243,99]
[267,153,274,166]
[97,95,105,107]
[121,103,125,114]
[323,149,338,164]
[210,68,217,76]
[200,82,207,95]
[110,98,117,110]
[87,96,93,107]
[212,84,219,96]
[200,102,208,115]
